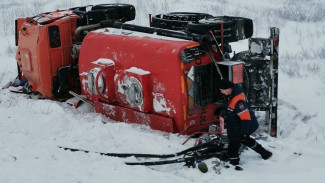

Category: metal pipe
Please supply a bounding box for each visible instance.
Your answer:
[69,91,94,107]
[74,19,114,42]
[113,22,193,40]
[74,23,101,43]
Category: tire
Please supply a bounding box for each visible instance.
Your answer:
[90,4,135,23]
[187,16,253,43]
[71,4,136,25]
[151,12,213,30]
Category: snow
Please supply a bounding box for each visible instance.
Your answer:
[217,60,244,66]
[92,58,115,66]
[153,93,172,114]
[97,27,194,42]
[1,0,325,182]
[125,67,150,75]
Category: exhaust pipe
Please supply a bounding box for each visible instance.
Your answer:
[74,19,114,42]
[112,22,193,40]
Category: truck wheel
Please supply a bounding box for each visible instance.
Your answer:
[151,12,213,30]
[187,16,253,43]
[91,4,136,22]
[71,4,135,25]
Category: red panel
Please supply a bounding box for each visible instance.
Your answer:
[122,69,152,112]
[20,50,32,71]
[95,101,175,133]
[232,64,244,84]
[104,65,116,101]
[182,104,221,134]
[93,64,116,103]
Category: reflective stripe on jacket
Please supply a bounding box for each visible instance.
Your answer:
[225,84,259,141]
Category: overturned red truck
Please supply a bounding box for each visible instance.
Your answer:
[14,4,279,136]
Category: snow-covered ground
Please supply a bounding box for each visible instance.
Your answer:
[1,0,325,182]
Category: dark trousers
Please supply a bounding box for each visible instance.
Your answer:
[228,135,258,165]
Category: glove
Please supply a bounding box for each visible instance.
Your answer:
[214,107,225,117]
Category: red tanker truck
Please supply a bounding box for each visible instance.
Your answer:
[13,4,279,136]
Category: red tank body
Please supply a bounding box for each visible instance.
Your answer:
[78,28,221,134]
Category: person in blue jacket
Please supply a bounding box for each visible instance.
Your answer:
[216,79,272,168]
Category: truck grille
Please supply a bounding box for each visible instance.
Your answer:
[194,63,219,107]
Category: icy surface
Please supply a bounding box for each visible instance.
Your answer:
[1,0,325,183]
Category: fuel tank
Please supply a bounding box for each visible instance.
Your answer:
[78,27,222,134]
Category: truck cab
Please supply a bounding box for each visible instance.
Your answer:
[15,10,80,98]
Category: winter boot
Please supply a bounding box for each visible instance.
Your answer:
[252,143,272,160]
[228,141,241,165]
[229,157,240,166]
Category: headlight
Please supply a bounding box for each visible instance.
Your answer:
[87,68,104,94]
[180,46,204,63]
[122,77,143,106]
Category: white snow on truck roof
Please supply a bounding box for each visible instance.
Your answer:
[92,58,115,66]
[125,67,150,75]
[93,27,195,42]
